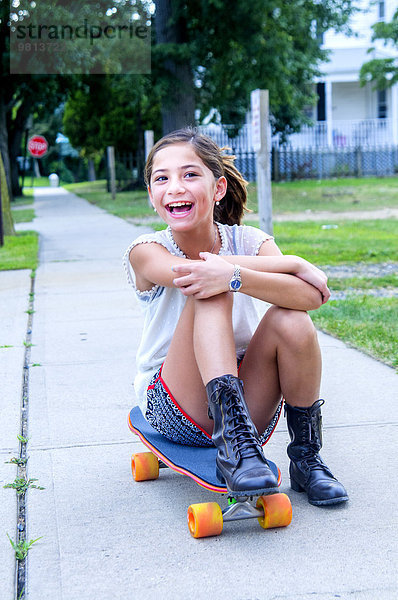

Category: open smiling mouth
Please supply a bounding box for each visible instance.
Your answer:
[166,201,194,215]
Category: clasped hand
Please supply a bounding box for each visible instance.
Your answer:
[294,258,330,304]
[172,252,233,299]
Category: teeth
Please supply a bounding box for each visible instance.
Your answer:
[168,202,192,208]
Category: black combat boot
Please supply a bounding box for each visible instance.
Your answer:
[206,374,279,496]
[285,400,348,506]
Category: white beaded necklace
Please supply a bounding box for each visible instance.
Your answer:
[170,223,218,260]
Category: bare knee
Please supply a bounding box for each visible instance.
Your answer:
[267,306,318,352]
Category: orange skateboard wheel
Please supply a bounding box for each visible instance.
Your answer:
[256,493,292,529]
[131,452,159,481]
[187,502,223,538]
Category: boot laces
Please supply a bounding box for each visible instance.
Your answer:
[297,415,333,476]
[216,381,262,460]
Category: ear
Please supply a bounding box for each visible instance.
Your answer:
[214,176,227,203]
[147,186,155,208]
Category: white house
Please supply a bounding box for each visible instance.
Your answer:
[200,1,398,152]
[291,0,398,148]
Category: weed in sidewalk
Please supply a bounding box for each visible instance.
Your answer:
[7,534,42,561]
[3,477,45,495]
[5,457,28,467]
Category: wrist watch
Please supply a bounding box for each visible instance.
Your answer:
[229,264,242,292]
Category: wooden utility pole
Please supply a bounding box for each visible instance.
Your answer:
[145,130,154,207]
[107,146,116,200]
[0,168,3,247]
[250,89,273,235]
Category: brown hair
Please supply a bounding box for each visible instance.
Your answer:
[144,128,249,226]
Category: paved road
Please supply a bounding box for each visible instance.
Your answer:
[1,187,397,600]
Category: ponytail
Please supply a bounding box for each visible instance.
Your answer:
[144,128,250,226]
[213,149,249,226]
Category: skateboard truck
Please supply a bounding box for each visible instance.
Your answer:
[223,497,265,522]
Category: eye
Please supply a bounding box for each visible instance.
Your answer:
[185,171,198,178]
[154,175,167,182]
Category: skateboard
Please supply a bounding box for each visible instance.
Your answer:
[128,406,292,538]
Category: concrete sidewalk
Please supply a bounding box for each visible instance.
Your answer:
[1,187,397,600]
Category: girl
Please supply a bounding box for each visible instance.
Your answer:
[123,128,348,506]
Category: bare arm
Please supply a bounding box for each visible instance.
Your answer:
[130,239,328,311]
[129,242,200,291]
[222,240,329,308]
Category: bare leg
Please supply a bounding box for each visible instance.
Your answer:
[161,293,237,433]
[239,305,322,434]
[193,293,237,383]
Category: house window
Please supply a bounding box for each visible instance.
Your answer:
[377,89,387,119]
[378,1,385,20]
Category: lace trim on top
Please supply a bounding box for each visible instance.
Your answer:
[123,237,172,299]
[255,235,273,255]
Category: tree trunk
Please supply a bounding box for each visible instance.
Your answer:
[0,151,16,236]
[9,126,24,197]
[88,159,96,181]
[155,0,196,134]
[8,100,33,197]
[0,91,13,203]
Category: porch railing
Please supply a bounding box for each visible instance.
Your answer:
[199,118,395,151]
[273,119,394,149]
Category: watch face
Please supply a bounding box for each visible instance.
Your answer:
[230,278,242,291]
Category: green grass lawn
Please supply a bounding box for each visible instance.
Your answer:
[0,232,39,271]
[153,219,398,266]
[12,195,34,207]
[260,176,398,214]
[11,208,35,223]
[311,296,397,370]
[271,219,398,265]
[327,274,397,291]
[66,176,398,220]
[21,176,50,188]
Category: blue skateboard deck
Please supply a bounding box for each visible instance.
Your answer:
[128,406,281,494]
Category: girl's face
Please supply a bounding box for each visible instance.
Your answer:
[148,143,226,231]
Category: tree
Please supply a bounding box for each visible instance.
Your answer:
[63,75,161,180]
[0,0,151,198]
[0,1,77,198]
[0,151,15,242]
[153,0,357,135]
[359,9,398,90]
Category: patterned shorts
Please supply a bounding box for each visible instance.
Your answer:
[145,364,283,448]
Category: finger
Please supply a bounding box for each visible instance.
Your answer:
[179,284,200,296]
[322,287,331,304]
[172,265,192,274]
[199,251,219,261]
[173,274,195,287]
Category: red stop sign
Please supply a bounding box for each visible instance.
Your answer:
[28,135,48,158]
